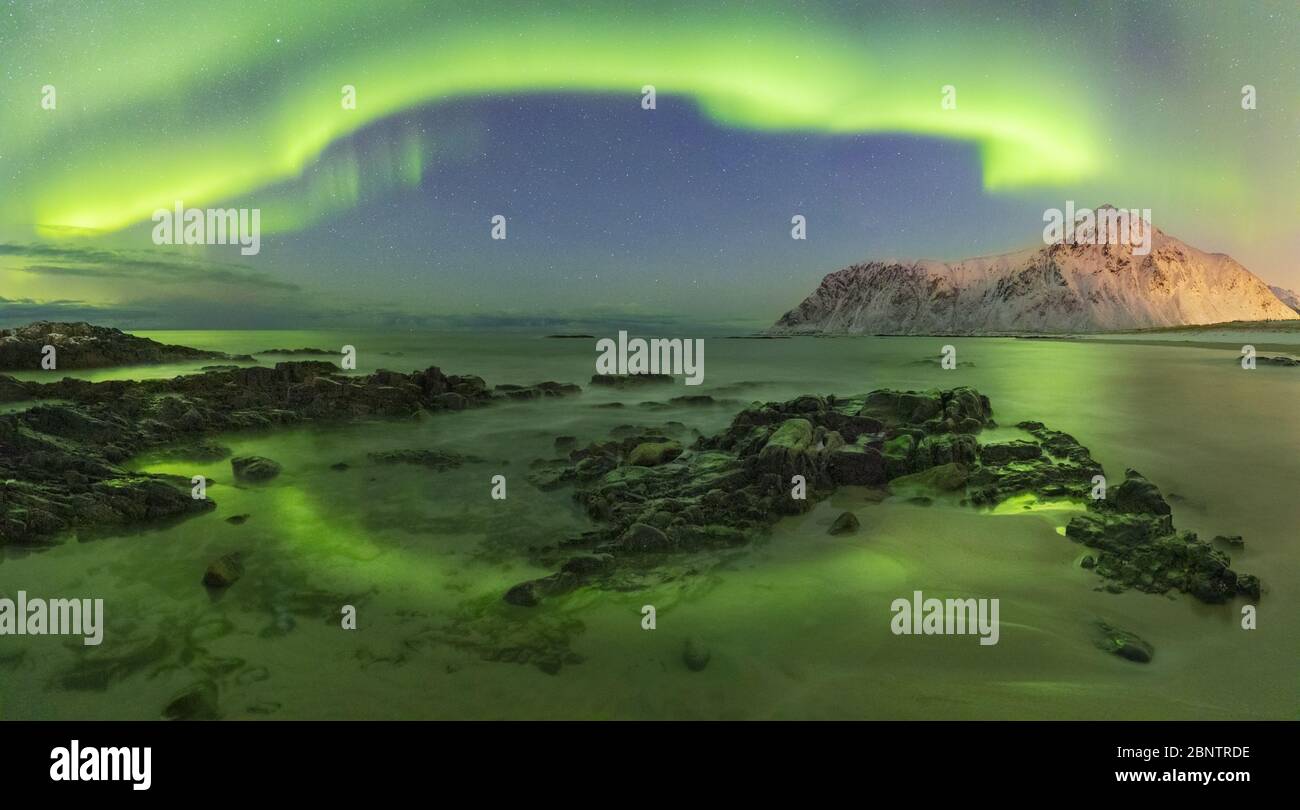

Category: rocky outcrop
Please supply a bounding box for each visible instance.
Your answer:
[512,386,1257,611]
[0,321,250,370]
[0,360,581,546]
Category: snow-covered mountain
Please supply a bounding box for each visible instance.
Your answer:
[773,209,1300,334]
[1269,285,1300,313]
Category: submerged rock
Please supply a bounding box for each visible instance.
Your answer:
[203,552,244,588]
[1096,622,1154,663]
[163,680,220,720]
[367,449,481,470]
[683,638,711,672]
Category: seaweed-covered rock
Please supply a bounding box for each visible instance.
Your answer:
[881,433,917,478]
[892,462,969,492]
[758,418,814,462]
[627,441,683,467]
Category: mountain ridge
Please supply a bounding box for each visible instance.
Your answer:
[773,212,1299,335]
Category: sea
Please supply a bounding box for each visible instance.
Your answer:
[1,329,1296,719]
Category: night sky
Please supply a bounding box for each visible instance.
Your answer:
[1,1,1297,329]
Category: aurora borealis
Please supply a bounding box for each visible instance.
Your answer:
[1,0,1298,327]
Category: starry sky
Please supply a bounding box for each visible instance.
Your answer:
[1,0,1297,330]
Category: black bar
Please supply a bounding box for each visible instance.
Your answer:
[1,720,1284,795]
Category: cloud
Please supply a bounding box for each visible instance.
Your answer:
[0,243,299,292]
[0,296,153,326]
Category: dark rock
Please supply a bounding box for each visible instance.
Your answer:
[619,522,672,552]
[1237,574,1262,600]
[203,553,244,588]
[503,572,580,607]
[627,440,682,467]
[828,442,886,486]
[225,514,250,525]
[494,381,582,400]
[683,638,711,672]
[0,321,242,371]
[1111,469,1172,516]
[892,462,969,491]
[256,347,334,355]
[881,433,916,478]
[979,440,1042,465]
[163,680,220,720]
[155,440,231,461]
[1096,622,1154,663]
[668,394,736,407]
[828,511,859,535]
[589,373,673,388]
[367,449,479,470]
[231,456,281,482]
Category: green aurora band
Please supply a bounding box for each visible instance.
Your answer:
[1,1,1296,248]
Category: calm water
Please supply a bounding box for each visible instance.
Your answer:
[2,331,1297,719]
